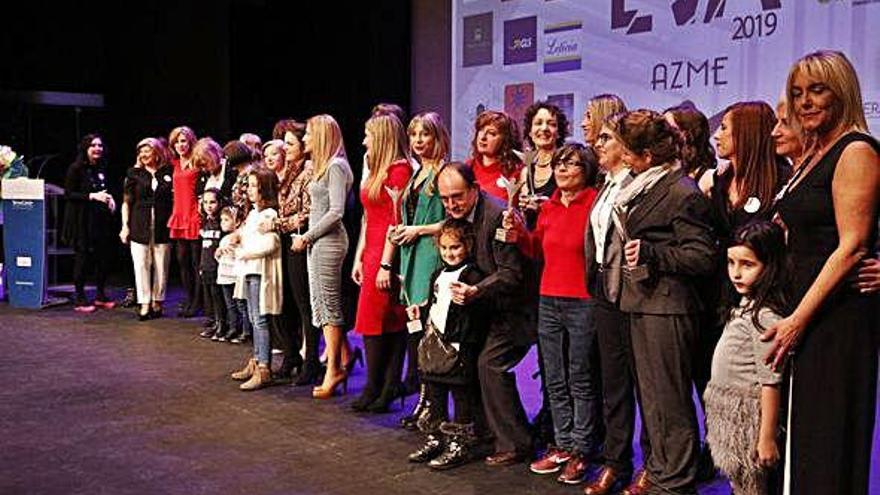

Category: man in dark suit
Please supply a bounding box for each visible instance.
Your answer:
[436,162,535,466]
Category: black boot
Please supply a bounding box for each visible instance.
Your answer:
[407,434,445,463]
[295,359,322,386]
[400,383,431,430]
[275,354,303,384]
[428,422,475,470]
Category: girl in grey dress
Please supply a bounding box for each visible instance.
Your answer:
[293,114,354,398]
[704,221,788,495]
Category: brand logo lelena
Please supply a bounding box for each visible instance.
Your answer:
[611,0,781,35]
[544,21,582,73]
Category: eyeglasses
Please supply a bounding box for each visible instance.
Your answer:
[553,158,583,169]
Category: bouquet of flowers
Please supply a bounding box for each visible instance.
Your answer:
[0,145,28,179]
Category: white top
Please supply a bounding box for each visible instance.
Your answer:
[239,208,278,275]
[428,265,467,351]
[590,167,630,265]
[204,163,227,192]
[216,234,238,285]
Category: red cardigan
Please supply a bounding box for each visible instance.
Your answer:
[518,187,597,298]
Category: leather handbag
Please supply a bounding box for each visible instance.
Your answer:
[417,321,460,375]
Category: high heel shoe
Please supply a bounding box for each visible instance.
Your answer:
[313,371,348,399]
[366,383,406,413]
[344,347,364,375]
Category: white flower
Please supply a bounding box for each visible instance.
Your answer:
[0,145,16,167]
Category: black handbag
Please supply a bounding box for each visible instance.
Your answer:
[418,321,460,375]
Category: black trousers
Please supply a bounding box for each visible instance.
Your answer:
[73,242,111,298]
[283,241,314,367]
[629,313,700,495]
[478,330,533,454]
[427,379,478,425]
[201,269,226,330]
[362,332,407,398]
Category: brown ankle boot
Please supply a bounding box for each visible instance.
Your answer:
[240,364,272,391]
[231,358,257,381]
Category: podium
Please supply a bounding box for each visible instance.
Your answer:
[1,178,46,308]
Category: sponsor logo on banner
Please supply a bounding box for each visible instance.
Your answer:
[865,101,880,119]
[546,93,575,123]
[504,83,535,132]
[611,0,781,34]
[463,12,493,67]
[543,21,582,73]
[504,16,537,65]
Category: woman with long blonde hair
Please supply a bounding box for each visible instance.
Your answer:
[349,113,413,412]
[292,114,355,399]
[167,126,203,317]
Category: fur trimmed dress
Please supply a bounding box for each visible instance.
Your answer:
[704,298,782,494]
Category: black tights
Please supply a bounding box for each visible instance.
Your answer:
[361,332,407,401]
[175,239,202,311]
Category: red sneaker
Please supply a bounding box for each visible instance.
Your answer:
[529,446,571,474]
[556,452,589,484]
[93,299,116,309]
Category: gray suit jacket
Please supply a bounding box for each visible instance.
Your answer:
[584,173,633,304]
[616,169,717,315]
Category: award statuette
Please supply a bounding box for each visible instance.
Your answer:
[494,175,525,243]
[612,203,650,283]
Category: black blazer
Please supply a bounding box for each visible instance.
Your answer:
[62,160,115,250]
[618,168,717,315]
[584,173,634,305]
[195,165,237,204]
[467,192,535,346]
[123,165,174,245]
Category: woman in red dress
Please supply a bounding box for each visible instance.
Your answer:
[350,113,414,412]
[466,110,523,204]
[167,126,203,317]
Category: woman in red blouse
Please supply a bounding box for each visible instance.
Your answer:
[350,113,413,412]
[167,126,203,317]
[503,143,601,483]
[466,110,523,203]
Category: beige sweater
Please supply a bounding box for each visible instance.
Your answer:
[234,207,282,315]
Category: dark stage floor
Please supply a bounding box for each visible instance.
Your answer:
[1,292,877,495]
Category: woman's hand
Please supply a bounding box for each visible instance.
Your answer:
[761,314,806,371]
[257,218,274,234]
[501,209,526,235]
[756,437,780,468]
[624,239,641,267]
[852,257,880,293]
[118,225,129,244]
[519,193,548,212]
[291,235,309,252]
[376,265,392,290]
[351,260,363,286]
[389,225,420,246]
[406,305,420,321]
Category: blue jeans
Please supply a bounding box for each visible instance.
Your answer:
[220,284,242,337]
[538,296,601,455]
[245,275,270,365]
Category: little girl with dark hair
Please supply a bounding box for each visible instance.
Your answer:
[704,220,790,495]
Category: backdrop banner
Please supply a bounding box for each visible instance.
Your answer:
[451,0,880,159]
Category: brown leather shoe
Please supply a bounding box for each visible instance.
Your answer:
[584,466,627,495]
[620,470,651,495]
[484,451,526,467]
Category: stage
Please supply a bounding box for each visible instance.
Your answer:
[0,291,876,495]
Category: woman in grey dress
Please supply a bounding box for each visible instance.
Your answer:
[292,114,354,399]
